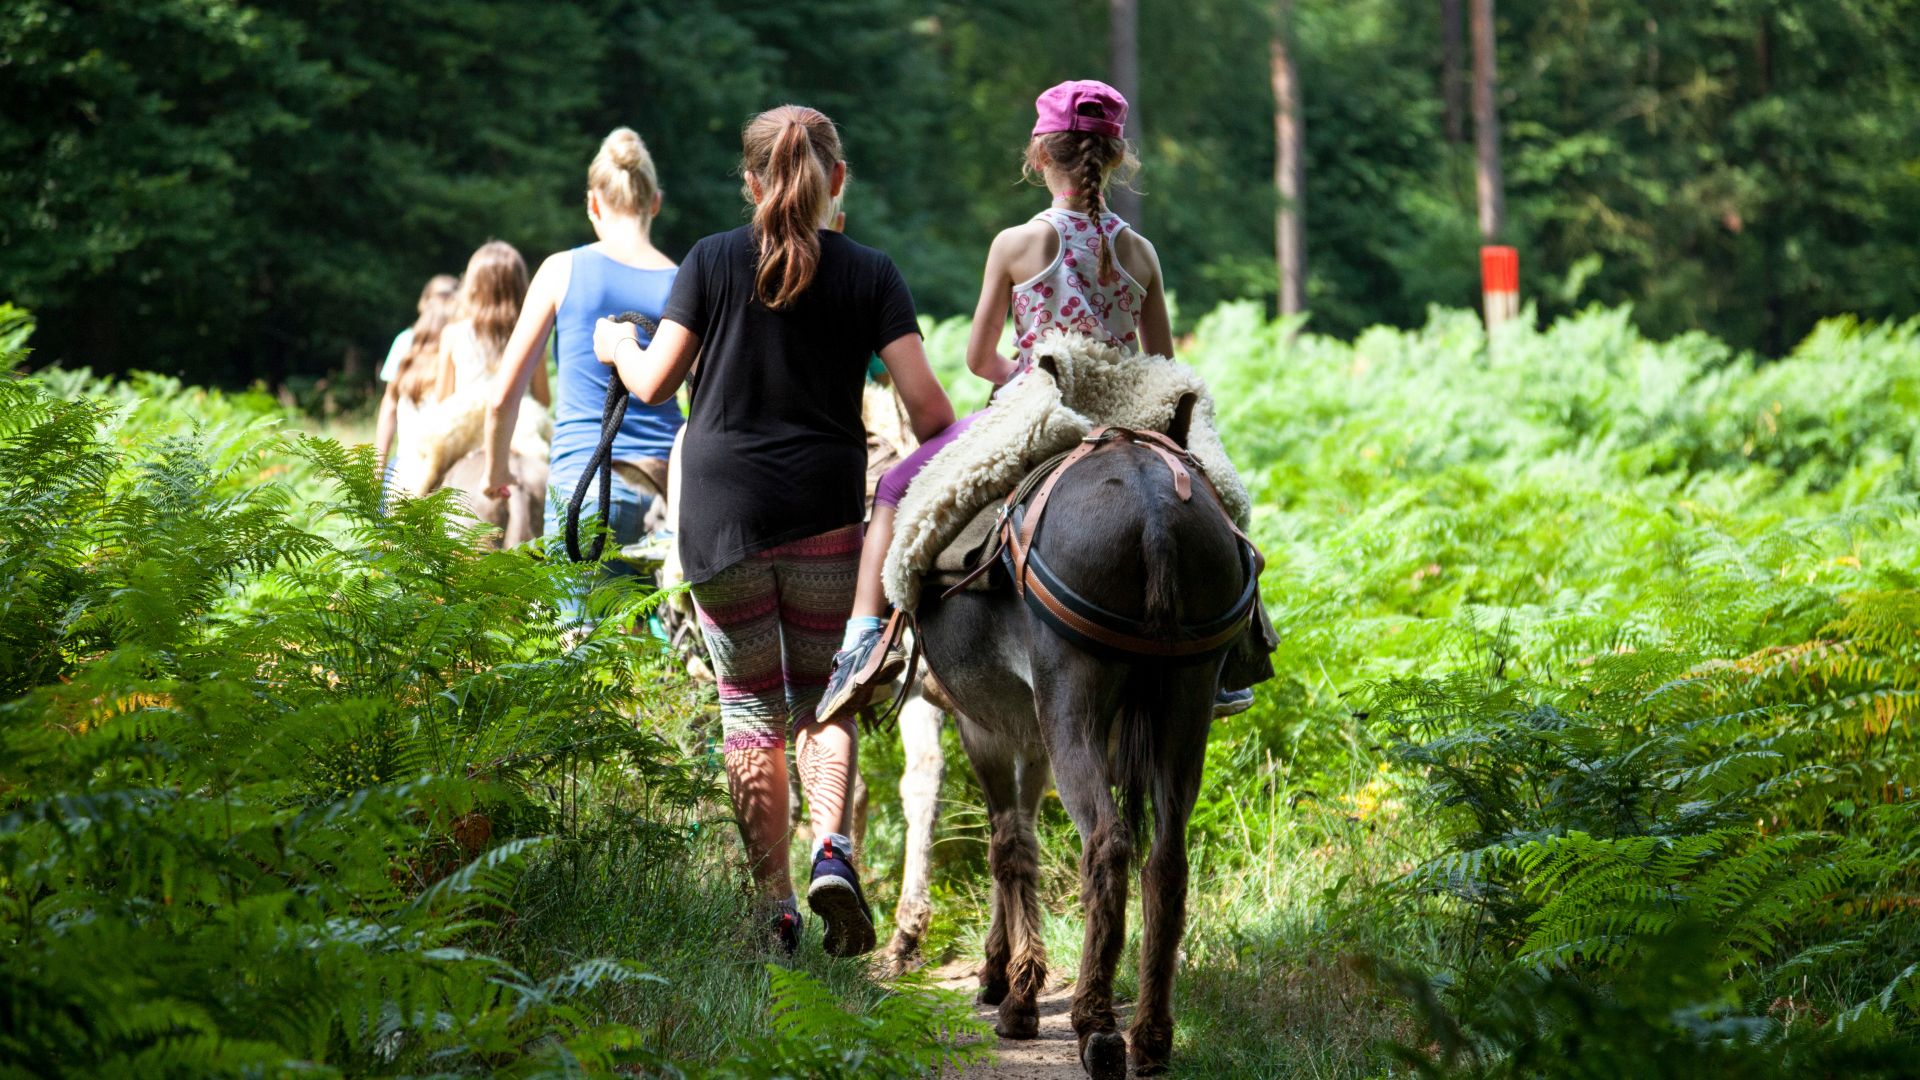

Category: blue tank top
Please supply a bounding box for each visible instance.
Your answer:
[549,246,684,477]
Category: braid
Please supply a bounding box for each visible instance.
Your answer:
[1077,137,1114,282]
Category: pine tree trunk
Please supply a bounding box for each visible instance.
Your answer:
[1470,0,1505,240]
[1441,0,1466,144]
[1271,0,1305,318]
[1108,0,1142,225]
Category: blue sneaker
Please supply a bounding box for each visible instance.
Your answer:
[1214,687,1255,718]
[807,838,876,957]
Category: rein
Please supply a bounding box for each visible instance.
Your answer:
[945,426,1265,659]
[565,310,652,563]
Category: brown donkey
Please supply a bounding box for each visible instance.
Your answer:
[914,415,1258,1078]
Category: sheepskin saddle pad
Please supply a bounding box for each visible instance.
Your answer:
[883,330,1249,612]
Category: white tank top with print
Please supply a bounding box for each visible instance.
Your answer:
[1009,206,1146,370]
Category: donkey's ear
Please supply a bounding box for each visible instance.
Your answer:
[1166,392,1198,448]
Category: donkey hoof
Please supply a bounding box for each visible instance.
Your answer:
[1079,1030,1127,1080]
[878,938,922,978]
[995,1003,1040,1040]
[977,980,1009,1007]
[1129,1026,1173,1074]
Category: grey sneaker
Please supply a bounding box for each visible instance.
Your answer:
[817,625,906,725]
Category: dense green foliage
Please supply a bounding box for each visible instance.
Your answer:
[0,304,987,1077]
[6,1,1918,382]
[6,290,1919,1075]
[1151,302,1920,1073]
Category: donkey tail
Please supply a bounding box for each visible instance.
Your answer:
[1114,491,1182,844]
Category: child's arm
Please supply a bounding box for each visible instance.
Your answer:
[963,230,1022,387]
[1135,234,1175,360]
[596,318,700,406]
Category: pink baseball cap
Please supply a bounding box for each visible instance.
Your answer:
[1032,80,1128,139]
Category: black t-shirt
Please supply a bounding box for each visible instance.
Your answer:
[663,225,920,583]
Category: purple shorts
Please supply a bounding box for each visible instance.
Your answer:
[874,409,983,509]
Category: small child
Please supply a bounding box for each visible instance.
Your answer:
[819,79,1260,721]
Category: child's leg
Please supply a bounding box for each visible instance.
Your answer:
[846,409,985,628]
[821,411,986,726]
[849,503,895,621]
[690,555,793,904]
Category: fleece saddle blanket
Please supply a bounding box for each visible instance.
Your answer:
[883,330,1249,611]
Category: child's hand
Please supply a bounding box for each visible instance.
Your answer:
[593,317,638,365]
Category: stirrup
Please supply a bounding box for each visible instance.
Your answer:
[860,608,919,734]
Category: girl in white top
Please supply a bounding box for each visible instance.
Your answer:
[818,78,1176,723]
[438,241,550,406]
[381,241,552,498]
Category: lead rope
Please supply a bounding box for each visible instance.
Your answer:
[565,310,654,562]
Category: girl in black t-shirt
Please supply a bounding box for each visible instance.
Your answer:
[594,105,954,957]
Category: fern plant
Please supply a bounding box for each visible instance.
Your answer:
[0,343,710,1075]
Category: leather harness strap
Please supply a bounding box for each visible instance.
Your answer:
[1011,436,1103,596]
[941,425,1264,659]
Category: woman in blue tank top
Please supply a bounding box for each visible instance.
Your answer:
[482,127,684,567]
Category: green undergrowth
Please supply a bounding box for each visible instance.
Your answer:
[0,302,987,1078]
[9,295,1920,1076]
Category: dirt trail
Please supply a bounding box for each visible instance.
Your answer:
[933,961,1129,1080]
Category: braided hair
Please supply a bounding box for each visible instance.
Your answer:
[1024,131,1139,284]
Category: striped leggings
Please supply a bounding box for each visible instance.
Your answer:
[690,525,862,753]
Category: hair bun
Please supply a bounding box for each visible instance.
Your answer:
[589,127,660,219]
[605,127,643,168]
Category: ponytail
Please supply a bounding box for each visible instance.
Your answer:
[742,105,844,310]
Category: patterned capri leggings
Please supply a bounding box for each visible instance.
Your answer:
[689,525,863,753]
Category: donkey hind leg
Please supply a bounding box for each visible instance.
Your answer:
[882,691,945,975]
[993,749,1051,1039]
[1128,684,1212,1075]
[956,717,1049,1038]
[1046,719,1132,1079]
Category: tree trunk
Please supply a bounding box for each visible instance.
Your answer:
[1440,0,1466,143]
[1108,0,1142,225]
[1470,0,1505,240]
[1271,0,1305,318]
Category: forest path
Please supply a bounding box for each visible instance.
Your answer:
[933,960,1127,1080]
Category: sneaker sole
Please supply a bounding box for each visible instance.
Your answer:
[818,653,908,725]
[807,875,876,958]
[1213,696,1255,719]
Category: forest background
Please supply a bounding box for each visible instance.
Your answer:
[5,0,1919,388]
[8,2,1920,1076]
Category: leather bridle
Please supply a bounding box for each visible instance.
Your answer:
[944,426,1265,659]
